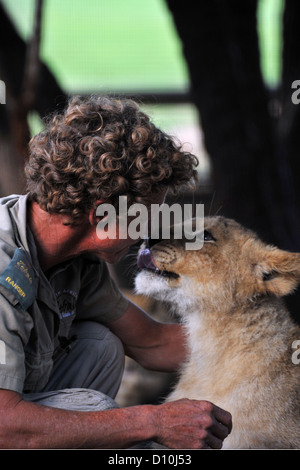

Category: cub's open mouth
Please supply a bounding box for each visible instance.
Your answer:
[137,248,179,279]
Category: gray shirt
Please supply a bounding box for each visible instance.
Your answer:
[0,195,129,393]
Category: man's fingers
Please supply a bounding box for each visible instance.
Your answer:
[212,419,231,441]
[206,435,223,450]
[197,402,232,448]
[154,399,232,449]
[213,404,233,432]
[198,427,223,450]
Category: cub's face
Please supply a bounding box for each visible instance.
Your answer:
[135,216,300,310]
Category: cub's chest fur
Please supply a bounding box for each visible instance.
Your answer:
[135,216,300,449]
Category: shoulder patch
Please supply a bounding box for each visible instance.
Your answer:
[0,248,36,311]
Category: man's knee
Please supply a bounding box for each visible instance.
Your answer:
[69,321,125,396]
[71,321,125,370]
[44,321,125,398]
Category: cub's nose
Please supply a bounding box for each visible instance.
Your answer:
[137,247,158,271]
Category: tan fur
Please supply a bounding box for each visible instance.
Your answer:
[135,216,300,449]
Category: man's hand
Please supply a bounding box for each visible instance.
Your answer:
[0,390,231,449]
[150,398,232,449]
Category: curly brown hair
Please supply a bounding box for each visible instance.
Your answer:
[25,95,199,222]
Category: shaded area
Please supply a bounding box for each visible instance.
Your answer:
[166,0,300,321]
[1,0,300,321]
[0,1,67,194]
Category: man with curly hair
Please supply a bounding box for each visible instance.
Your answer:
[0,96,232,448]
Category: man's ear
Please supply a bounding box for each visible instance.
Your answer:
[88,200,107,226]
[88,208,97,226]
[255,246,300,296]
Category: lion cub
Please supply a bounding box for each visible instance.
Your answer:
[135,216,300,449]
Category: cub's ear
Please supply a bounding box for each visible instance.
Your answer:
[255,247,300,297]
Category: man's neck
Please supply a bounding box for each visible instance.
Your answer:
[27,202,90,271]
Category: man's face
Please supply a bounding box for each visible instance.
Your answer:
[88,189,167,264]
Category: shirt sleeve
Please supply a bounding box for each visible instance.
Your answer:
[0,295,33,393]
[75,258,129,324]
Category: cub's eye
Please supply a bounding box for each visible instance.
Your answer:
[203,230,216,242]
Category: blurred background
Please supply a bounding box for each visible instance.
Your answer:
[1,0,300,404]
